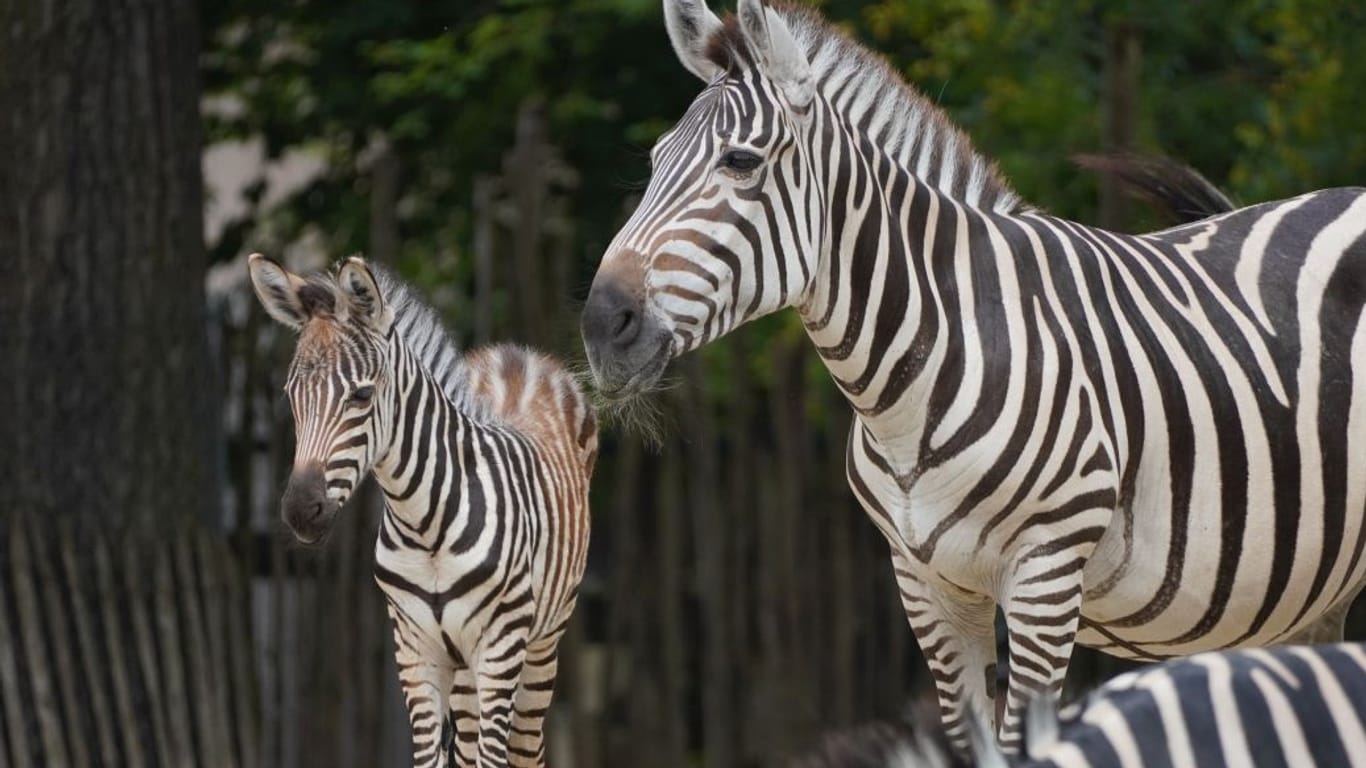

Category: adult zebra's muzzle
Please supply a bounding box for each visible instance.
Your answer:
[280,463,339,545]
[581,270,672,398]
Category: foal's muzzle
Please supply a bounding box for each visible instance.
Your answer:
[280,463,339,545]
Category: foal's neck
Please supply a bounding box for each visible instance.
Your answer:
[370,340,473,541]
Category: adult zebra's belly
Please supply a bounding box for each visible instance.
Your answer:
[1073,489,1366,660]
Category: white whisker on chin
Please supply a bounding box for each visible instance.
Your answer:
[591,387,673,452]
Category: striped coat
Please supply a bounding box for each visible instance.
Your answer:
[250,254,595,768]
[794,643,1366,768]
[580,0,1366,752]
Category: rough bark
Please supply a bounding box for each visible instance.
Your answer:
[0,0,215,528]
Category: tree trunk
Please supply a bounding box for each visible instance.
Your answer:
[0,0,215,529]
[0,2,220,763]
[503,101,550,347]
[1100,19,1141,232]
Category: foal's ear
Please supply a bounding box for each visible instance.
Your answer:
[248,253,309,330]
[664,0,724,82]
[737,0,813,108]
[338,256,391,333]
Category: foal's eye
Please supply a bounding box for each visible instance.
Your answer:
[720,149,762,173]
[350,385,374,405]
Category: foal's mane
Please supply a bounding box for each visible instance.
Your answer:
[368,264,473,407]
[306,262,475,413]
[704,2,1026,214]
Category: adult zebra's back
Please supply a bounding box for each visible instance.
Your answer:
[794,643,1366,768]
[579,0,1366,753]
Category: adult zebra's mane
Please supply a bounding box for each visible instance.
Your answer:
[704,3,1025,214]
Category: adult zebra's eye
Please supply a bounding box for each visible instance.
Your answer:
[350,385,374,405]
[721,149,762,173]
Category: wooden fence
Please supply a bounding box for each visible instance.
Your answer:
[0,516,257,767]
[205,101,930,766]
[0,102,1170,767]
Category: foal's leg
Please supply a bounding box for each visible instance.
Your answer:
[388,605,455,768]
[448,664,479,767]
[507,635,563,767]
[473,629,530,767]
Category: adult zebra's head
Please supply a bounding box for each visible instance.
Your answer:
[582,0,820,397]
[249,254,395,544]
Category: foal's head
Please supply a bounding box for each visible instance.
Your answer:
[249,254,395,544]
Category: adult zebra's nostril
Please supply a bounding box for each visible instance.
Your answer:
[583,278,646,353]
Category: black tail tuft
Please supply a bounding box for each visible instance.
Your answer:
[1075,152,1237,224]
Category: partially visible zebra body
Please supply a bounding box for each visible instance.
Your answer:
[793,642,1366,768]
[579,0,1366,753]
[250,255,597,768]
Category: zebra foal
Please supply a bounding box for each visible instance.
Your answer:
[250,254,597,768]
[580,0,1366,753]
[794,643,1366,767]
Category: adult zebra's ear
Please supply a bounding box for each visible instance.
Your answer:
[737,0,813,108]
[664,0,723,82]
[338,256,393,334]
[248,253,309,331]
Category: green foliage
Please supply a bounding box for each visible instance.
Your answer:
[203,0,693,277]
[206,0,1366,404]
[1229,0,1366,200]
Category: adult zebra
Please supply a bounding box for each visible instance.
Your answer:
[579,0,1366,751]
[250,255,597,768]
[794,643,1366,767]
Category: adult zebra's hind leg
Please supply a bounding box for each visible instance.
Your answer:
[507,635,563,767]
[1281,582,1364,645]
[998,551,1087,753]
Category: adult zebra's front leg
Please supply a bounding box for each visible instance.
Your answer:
[996,527,1106,751]
[893,553,999,754]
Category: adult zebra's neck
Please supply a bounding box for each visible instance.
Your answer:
[798,107,1019,466]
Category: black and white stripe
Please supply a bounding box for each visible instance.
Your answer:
[796,643,1366,768]
[580,0,1366,753]
[251,254,597,768]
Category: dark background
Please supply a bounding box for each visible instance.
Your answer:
[3,0,1364,765]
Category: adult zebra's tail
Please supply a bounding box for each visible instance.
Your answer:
[1075,152,1237,224]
